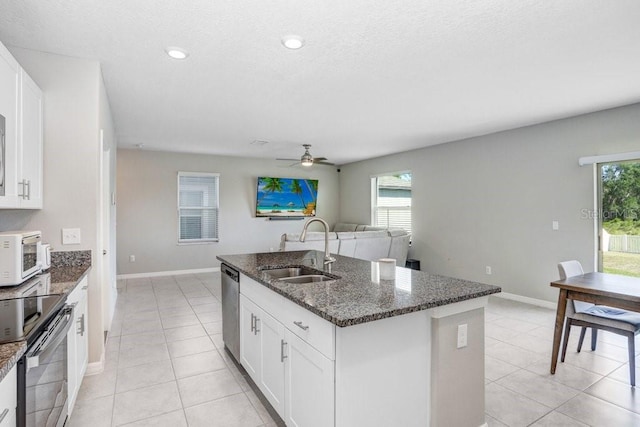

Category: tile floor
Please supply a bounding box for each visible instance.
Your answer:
[68,272,279,427]
[69,273,640,426]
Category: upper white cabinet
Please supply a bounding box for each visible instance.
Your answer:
[0,41,43,209]
[18,69,43,208]
[0,42,20,208]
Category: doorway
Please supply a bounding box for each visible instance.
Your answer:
[597,160,640,277]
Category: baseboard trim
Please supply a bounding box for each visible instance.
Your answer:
[117,267,220,280]
[85,353,105,376]
[494,292,556,310]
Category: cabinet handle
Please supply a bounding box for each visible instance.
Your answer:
[25,179,31,200]
[254,317,260,335]
[0,408,9,423]
[293,321,309,331]
[250,313,255,333]
[77,313,85,336]
[280,339,288,362]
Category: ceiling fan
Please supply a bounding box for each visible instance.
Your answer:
[277,144,335,167]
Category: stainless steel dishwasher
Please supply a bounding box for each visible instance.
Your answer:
[221,263,240,361]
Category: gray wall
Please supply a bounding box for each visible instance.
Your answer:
[0,47,117,364]
[116,149,340,274]
[339,103,640,302]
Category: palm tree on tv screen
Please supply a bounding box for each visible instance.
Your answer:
[257,178,284,206]
[291,179,306,208]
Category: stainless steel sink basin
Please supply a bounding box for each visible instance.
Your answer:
[261,266,316,279]
[277,275,334,284]
[259,265,339,283]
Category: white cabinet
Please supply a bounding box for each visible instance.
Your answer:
[0,42,20,208]
[284,329,334,427]
[17,69,43,208]
[0,365,17,427]
[0,41,43,209]
[66,277,89,415]
[240,295,285,414]
[239,276,335,426]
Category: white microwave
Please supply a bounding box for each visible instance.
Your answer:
[0,231,42,286]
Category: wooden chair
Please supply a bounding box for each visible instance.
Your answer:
[559,260,640,386]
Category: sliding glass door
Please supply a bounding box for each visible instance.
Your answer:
[597,160,640,276]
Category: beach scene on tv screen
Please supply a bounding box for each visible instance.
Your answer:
[257,177,318,217]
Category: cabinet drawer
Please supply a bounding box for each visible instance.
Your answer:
[0,365,17,413]
[241,274,335,360]
[67,277,88,305]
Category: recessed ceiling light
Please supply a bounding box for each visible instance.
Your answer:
[281,35,305,50]
[165,47,189,60]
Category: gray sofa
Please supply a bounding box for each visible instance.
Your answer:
[279,223,410,266]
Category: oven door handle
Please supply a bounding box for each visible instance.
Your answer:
[26,306,74,371]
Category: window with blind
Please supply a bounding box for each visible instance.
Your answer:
[178,172,219,243]
[372,172,412,234]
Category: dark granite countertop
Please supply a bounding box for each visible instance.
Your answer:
[0,341,27,381]
[217,250,501,327]
[0,261,91,381]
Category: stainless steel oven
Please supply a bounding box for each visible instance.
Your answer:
[2,294,73,427]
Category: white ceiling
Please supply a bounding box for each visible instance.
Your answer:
[1,0,640,165]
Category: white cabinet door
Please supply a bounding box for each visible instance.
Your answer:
[284,329,334,427]
[0,365,16,427]
[67,278,89,415]
[240,295,261,379]
[18,69,43,209]
[259,309,286,415]
[0,42,20,208]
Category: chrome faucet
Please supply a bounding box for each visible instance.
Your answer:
[300,217,336,271]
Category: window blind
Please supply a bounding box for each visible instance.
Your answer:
[178,172,219,242]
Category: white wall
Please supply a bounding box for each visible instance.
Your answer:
[339,103,640,302]
[116,149,340,275]
[0,47,113,365]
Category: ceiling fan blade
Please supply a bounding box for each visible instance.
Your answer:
[276,158,299,161]
[315,161,335,166]
[314,157,328,161]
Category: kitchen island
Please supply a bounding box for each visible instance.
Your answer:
[218,250,500,427]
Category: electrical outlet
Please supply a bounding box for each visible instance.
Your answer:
[129,255,136,262]
[62,228,81,245]
[457,324,468,348]
[552,220,559,230]
[485,266,492,275]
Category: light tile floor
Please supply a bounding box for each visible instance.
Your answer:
[68,272,279,427]
[69,273,640,426]
[485,296,640,427]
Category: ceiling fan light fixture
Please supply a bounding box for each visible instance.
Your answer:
[301,157,313,167]
[282,35,305,50]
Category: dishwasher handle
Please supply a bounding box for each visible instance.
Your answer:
[221,264,239,282]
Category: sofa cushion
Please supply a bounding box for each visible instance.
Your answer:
[337,233,357,257]
[353,232,391,261]
[333,223,358,232]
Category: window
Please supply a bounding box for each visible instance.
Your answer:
[178,172,219,243]
[372,172,412,234]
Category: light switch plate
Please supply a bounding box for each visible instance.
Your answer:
[62,228,81,245]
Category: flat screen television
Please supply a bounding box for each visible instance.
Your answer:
[256,177,318,218]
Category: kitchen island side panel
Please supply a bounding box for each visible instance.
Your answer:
[335,309,431,427]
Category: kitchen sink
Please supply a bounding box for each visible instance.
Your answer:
[259,265,339,283]
[277,274,334,284]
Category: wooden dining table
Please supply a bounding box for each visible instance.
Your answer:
[550,272,640,374]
